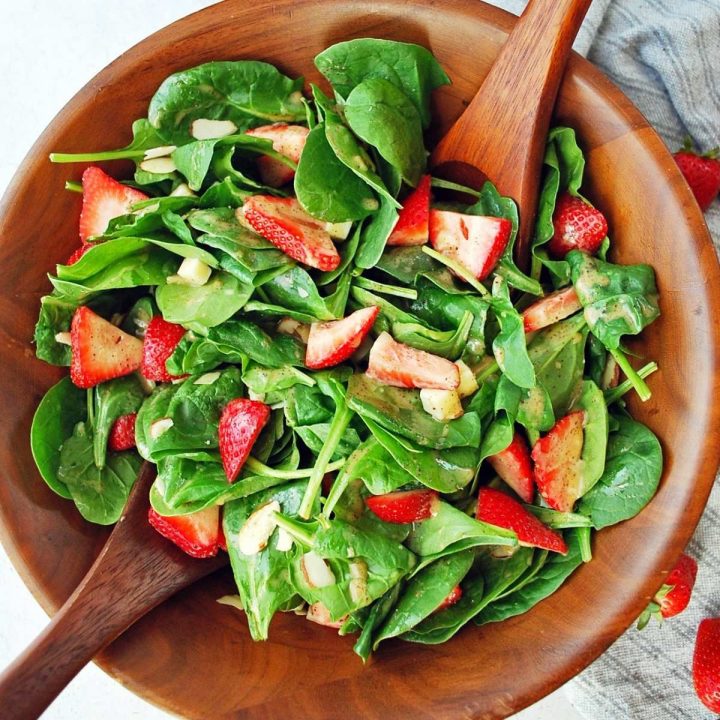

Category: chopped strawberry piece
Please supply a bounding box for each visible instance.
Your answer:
[66,243,93,266]
[658,553,698,619]
[476,487,567,554]
[365,489,439,524]
[434,585,463,613]
[387,175,431,246]
[79,166,148,241]
[218,398,271,482]
[239,196,340,271]
[70,307,143,389]
[531,411,585,512]
[217,520,228,552]
[246,124,309,187]
[366,332,460,390]
[488,432,535,503]
[306,602,346,629]
[305,306,379,369]
[694,618,720,713]
[148,506,220,559]
[548,193,608,258]
[108,413,137,452]
[141,316,187,383]
[429,209,511,280]
[674,146,720,211]
[522,287,582,333]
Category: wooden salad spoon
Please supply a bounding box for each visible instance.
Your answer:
[0,2,592,717]
[430,0,593,268]
[0,463,228,720]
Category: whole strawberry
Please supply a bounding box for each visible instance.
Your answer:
[548,192,608,258]
[674,139,720,211]
[637,552,698,629]
[693,618,720,713]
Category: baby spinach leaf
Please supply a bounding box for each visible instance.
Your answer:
[315,39,450,128]
[391,311,473,360]
[261,266,334,321]
[154,456,228,510]
[34,295,75,365]
[494,374,555,436]
[586,334,608,388]
[135,384,178,461]
[344,78,425,187]
[478,413,514,465]
[188,208,272,249]
[525,506,592,529]
[210,320,305,367]
[567,250,660,350]
[375,246,440,284]
[347,374,481,449]
[30,377,86,499]
[198,177,251,208]
[338,437,417,496]
[57,421,142,525]
[148,60,305,144]
[354,195,399,269]
[578,416,662,529]
[353,585,402,662]
[294,122,379,222]
[571,380,608,495]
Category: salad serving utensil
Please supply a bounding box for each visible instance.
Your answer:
[430,0,593,267]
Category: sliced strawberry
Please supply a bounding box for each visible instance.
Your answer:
[476,487,567,554]
[70,307,143,389]
[148,506,220,559]
[108,413,137,452]
[305,306,379,369]
[387,174,431,246]
[219,398,271,482]
[674,144,720,211]
[694,618,720,714]
[239,196,340,271]
[365,489,439,524]
[66,243,93,266]
[429,209,511,280]
[531,412,585,512]
[246,124,309,187]
[658,553,698,619]
[548,193,608,259]
[366,331,460,390]
[79,166,148,241]
[141,316,187,383]
[488,432,535,503]
[434,585,463,613]
[522,287,582,333]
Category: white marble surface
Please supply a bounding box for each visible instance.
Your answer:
[0,2,586,718]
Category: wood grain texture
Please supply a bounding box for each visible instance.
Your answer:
[430,0,592,266]
[0,1,718,719]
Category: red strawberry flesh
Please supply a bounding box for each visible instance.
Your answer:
[548,193,608,258]
[434,585,463,613]
[694,617,720,713]
[488,432,535,503]
[219,398,271,482]
[476,487,567,554]
[657,552,698,619]
[148,506,220,559]
[240,196,340,271]
[108,413,137,452]
[246,124,309,187]
[305,306,379,369]
[366,331,459,390]
[66,243,93,266]
[141,316,187,383]
[674,149,720,211]
[365,489,439,524]
[387,174,431,246]
[522,287,582,333]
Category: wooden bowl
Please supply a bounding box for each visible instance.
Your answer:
[0,1,718,718]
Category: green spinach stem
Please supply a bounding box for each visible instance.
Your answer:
[604,360,657,405]
[273,512,315,547]
[64,180,83,193]
[353,276,417,300]
[244,456,346,479]
[50,150,145,163]
[421,247,490,296]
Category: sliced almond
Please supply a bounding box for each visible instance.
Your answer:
[277,317,310,344]
[236,500,280,556]
[193,371,221,386]
[191,118,238,140]
[54,331,72,345]
[143,145,177,160]
[139,157,177,174]
[306,602,345,628]
[149,417,174,439]
[324,221,353,240]
[348,560,369,604]
[216,595,244,611]
[170,182,197,198]
[301,551,336,588]
[275,527,294,552]
[456,360,479,398]
[420,388,464,421]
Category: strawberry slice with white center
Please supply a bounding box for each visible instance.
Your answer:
[70,307,143,389]
[305,306,379,369]
[366,332,460,390]
[488,432,535,503]
[522,287,582,333]
[219,398,271,482]
[429,209,511,280]
[531,411,585,512]
[148,506,220,559]
[365,489,439,524]
[476,487,567,554]
[246,124,309,187]
[239,196,340,271]
[387,174,431,246]
[79,166,148,241]
[141,316,187,383]
[434,585,463,613]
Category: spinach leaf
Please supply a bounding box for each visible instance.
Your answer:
[494,374,555,436]
[261,266,334,321]
[525,506,593,529]
[224,480,306,640]
[567,250,660,350]
[353,585,402,662]
[578,416,662,529]
[337,437,417,495]
[294,122,379,222]
[34,295,75,365]
[209,320,305,367]
[30,377,86,499]
[391,311,473,360]
[347,374,481,449]
[373,550,475,648]
[344,78,425,187]
[57,421,142,525]
[354,195,399,269]
[136,384,178,461]
[315,39,450,128]
[478,413,514,465]
[199,177,251,208]
[148,60,305,144]
[375,246,440,284]
[571,380,608,495]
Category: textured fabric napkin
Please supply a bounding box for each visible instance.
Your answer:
[487,1,720,717]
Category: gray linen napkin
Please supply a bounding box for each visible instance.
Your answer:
[487,1,720,717]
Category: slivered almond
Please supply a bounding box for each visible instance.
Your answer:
[301,551,335,588]
[191,118,238,140]
[143,145,177,160]
[236,500,280,556]
[140,157,177,174]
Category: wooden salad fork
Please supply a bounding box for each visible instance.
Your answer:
[430,0,593,268]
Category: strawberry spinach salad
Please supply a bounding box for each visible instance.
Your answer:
[30,39,663,659]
